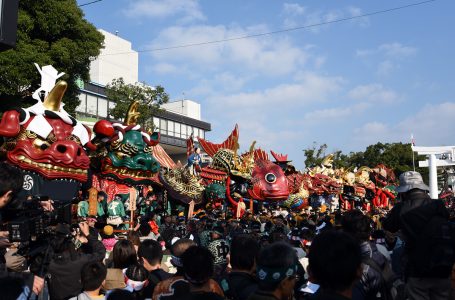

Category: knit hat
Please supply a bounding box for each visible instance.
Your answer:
[103,225,114,237]
[396,171,430,193]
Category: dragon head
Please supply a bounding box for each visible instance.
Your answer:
[0,81,92,182]
[92,101,161,185]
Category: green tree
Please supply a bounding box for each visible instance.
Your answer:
[303,143,350,169]
[106,78,169,128]
[303,142,327,168]
[0,0,104,114]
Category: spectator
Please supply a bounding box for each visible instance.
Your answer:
[127,231,141,253]
[185,220,201,245]
[208,225,230,281]
[106,289,135,300]
[123,264,149,300]
[383,171,453,300]
[0,276,32,300]
[0,162,23,209]
[104,240,137,290]
[137,239,171,296]
[0,163,44,296]
[48,222,106,300]
[101,225,117,253]
[69,261,107,300]
[248,242,298,300]
[152,239,195,300]
[342,209,391,300]
[181,245,224,299]
[153,239,223,300]
[308,230,362,299]
[223,234,260,300]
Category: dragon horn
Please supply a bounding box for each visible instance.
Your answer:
[43,81,67,111]
[124,101,141,125]
[249,141,256,153]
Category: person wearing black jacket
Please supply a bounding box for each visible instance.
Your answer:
[138,239,172,297]
[383,171,452,300]
[47,222,106,300]
[0,163,45,296]
[342,210,390,300]
[223,234,260,300]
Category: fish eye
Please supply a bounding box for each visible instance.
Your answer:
[265,173,276,184]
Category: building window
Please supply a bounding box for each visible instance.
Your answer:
[98,98,108,118]
[160,119,167,135]
[199,130,205,139]
[77,93,87,114]
[187,126,193,136]
[167,121,174,137]
[181,124,187,139]
[86,95,97,116]
[174,123,181,138]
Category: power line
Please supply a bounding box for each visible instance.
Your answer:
[79,0,103,7]
[100,0,437,56]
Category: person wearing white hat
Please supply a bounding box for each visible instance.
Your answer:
[383,171,452,300]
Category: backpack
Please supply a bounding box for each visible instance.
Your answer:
[363,257,405,300]
[411,213,455,278]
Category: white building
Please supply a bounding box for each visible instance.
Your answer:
[89,29,138,85]
[76,29,211,163]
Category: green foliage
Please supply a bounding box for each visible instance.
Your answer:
[303,142,427,178]
[303,142,350,169]
[0,0,104,114]
[106,78,169,128]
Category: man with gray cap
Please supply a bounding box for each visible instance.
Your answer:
[383,171,454,300]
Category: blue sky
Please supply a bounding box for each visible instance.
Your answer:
[78,0,455,168]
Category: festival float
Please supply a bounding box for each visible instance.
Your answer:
[0,63,400,223]
[160,125,290,217]
[88,100,175,228]
[0,64,93,204]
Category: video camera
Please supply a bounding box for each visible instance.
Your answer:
[5,195,72,243]
[0,195,73,276]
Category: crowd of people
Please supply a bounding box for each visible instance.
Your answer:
[1,162,455,300]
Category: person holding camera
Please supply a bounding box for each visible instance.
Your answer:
[0,163,47,296]
[47,221,106,300]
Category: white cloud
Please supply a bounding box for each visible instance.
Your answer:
[282,3,306,27]
[302,103,369,124]
[202,71,345,159]
[377,60,395,76]
[356,42,417,58]
[149,24,310,76]
[207,72,343,110]
[124,0,205,22]
[187,72,251,96]
[152,62,179,74]
[281,5,369,32]
[347,6,370,27]
[353,102,455,146]
[379,43,417,58]
[348,83,400,103]
[283,3,306,15]
[314,56,326,69]
[356,43,417,76]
